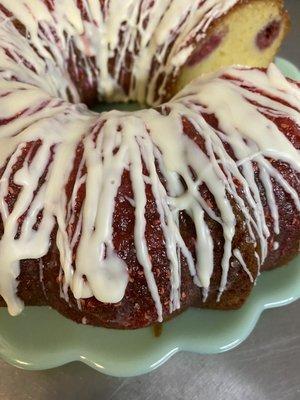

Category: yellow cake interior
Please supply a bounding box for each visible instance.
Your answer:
[177,0,289,90]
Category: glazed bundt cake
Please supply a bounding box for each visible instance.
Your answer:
[0,0,299,329]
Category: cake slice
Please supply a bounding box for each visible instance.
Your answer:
[177,0,289,90]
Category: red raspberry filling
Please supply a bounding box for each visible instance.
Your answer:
[256,20,281,50]
[187,28,228,67]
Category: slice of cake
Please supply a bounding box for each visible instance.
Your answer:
[177,0,289,90]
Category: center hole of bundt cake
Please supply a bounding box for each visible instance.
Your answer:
[91,102,145,113]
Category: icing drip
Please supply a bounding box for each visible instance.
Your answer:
[233,249,254,283]
[0,60,299,319]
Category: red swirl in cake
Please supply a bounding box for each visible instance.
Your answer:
[0,64,299,328]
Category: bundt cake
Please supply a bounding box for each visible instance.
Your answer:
[0,0,299,330]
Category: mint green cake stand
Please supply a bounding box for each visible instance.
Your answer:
[0,58,299,377]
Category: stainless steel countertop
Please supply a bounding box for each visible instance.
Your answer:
[0,1,299,399]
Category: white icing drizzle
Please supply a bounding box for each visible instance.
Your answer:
[233,249,254,283]
[0,2,298,321]
[0,63,299,319]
